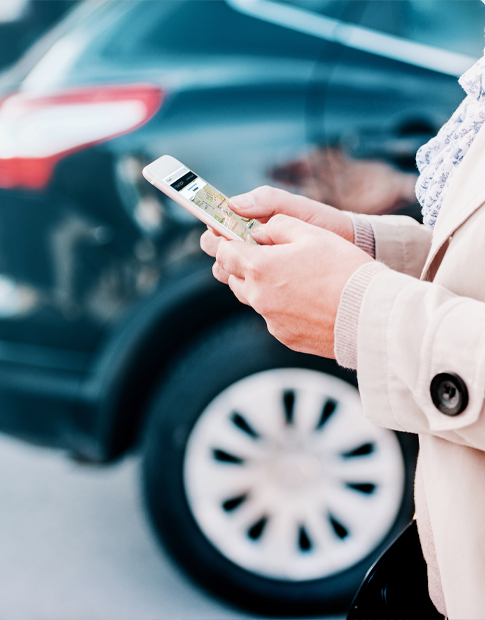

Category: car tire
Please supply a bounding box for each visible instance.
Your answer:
[142,314,417,616]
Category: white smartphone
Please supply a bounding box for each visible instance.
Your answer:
[143,155,258,244]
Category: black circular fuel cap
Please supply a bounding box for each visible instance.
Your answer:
[430,372,468,416]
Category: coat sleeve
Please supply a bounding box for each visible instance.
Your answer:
[363,214,433,278]
[357,268,485,450]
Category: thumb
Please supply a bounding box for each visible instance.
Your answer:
[229,192,273,221]
[252,214,315,245]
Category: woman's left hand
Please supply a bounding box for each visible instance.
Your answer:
[200,214,372,358]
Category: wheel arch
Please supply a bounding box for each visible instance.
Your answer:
[81,257,245,462]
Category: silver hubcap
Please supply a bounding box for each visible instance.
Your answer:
[184,368,405,581]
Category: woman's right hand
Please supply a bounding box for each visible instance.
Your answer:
[229,186,355,243]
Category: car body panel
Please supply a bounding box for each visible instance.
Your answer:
[0,0,481,460]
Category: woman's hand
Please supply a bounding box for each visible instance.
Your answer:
[200,185,357,285]
[229,185,355,241]
[201,214,372,358]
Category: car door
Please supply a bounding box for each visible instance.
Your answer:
[318,0,482,163]
[251,0,484,217]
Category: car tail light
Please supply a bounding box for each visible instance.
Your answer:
[0,84,163,190]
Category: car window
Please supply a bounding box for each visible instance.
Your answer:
[23,0,337,91]
[358,0,485,58]
[267,0,348,19]
[267,1,484,59]
[91,0,329,61]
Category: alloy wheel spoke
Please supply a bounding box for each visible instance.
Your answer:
[184,368,405,581]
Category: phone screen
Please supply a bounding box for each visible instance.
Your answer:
[165,167,258,244]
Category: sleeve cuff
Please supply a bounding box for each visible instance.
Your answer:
[334,261,389,369]
[346,212,376,258]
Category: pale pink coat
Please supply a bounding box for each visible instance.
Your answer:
[356,123,485,619]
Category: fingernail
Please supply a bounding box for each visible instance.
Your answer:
[250,223,265,238]
[231,193,256,210]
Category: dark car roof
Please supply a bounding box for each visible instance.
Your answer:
[11,1,336,95]
[8,0,484,98]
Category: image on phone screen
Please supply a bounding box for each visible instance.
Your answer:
[165,167,258,243]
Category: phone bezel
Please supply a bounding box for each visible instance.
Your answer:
[143,155,249,243]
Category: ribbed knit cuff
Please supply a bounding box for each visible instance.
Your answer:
[334,261,388,370]
[346,212,376,258]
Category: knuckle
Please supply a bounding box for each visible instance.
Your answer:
[271,213,287,224]
[215,254,224,273]
[269,213,288,230]
[226,274,236,291]
[200,231,215,255]
[246,260,259,280]
[215,241,228,266]
[254,185,277,203]
[251,289,268,314]
[212,261,223,280]
[200,230,209,246]
[247,256,266,282]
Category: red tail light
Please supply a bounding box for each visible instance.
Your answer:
[0,84,163,190]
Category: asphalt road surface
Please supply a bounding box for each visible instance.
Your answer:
[0,434,341,620]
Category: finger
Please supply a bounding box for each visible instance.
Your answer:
[212,261,230,285]
[249,223,274,246]
[216,237,256,279]
[229,191,272,221]
[230,186,294,221]
[227,274,250,306]
[207,225,221,237]
[230,186,326,222]
[251,214,320,245]
[201,229,222,257]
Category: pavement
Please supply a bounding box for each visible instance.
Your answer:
[0,434,342,620]
[0,435,253,620]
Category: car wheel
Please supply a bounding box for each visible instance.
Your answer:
[142,314,417,616]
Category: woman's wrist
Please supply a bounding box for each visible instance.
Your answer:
[339,211,356,243]
[334,261,388,369]
[344,212,376,257]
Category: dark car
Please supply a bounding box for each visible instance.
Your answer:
[0,1,482,616]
